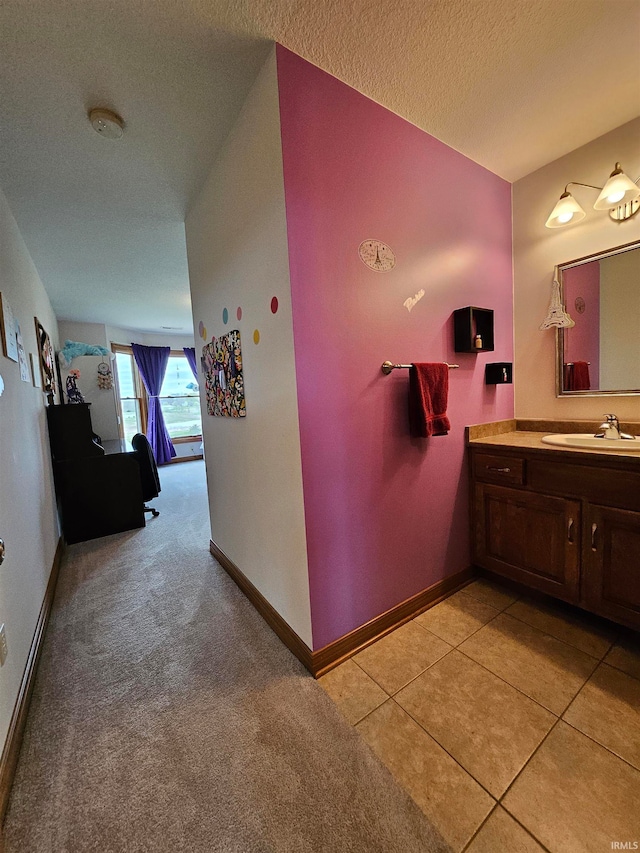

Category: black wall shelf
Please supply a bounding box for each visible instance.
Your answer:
[453,307,494,353]
[485,362,513,384]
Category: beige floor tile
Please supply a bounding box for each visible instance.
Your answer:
[463,578,519,611]
[414,591,499,646]
[604,637,640,681]
[506,597,616,659]
[395,650,555,797]
[503,722,640,853]
[563,663,640,771]
[354,621,451,695]
[357,700,494,852]
[318,658,387,724]
[466,806,546,853]
[459,612,598,714]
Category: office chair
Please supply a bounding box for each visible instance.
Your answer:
[131,433,161,518]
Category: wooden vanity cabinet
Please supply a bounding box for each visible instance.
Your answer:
[470,447,640,631]
[473,482,580,602]
[582,504,640,628]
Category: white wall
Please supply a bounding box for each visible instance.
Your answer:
[513,118,640,421]
[185,49,312,647]
[0,186,60,754]
[57,321,119,441]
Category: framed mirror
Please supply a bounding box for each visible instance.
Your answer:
[556,239,640,396]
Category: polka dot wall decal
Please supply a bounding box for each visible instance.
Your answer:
[237,307,242,321]
[202,326,207,341]
[271,296,279,314]
[198,320,204,339]
[253,329,260,345]
[222,308,228,324]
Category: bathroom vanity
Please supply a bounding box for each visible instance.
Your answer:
[467,421,640,631]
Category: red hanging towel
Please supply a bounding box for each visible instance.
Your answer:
[572,361,590,391]
[408,363,451,437]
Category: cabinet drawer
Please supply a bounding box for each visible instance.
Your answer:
[473,453,525,486]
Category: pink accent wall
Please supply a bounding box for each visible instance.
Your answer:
[562,262,600,389]
[276,46,513,650]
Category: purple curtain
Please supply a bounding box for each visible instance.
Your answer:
[183,347,197,380]
[131,343,176,465]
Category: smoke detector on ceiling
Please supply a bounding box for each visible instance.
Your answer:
[89,108,124,140]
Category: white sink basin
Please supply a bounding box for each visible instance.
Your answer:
[542,433,640,451]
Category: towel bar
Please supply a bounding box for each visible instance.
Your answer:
[381,361,459,375]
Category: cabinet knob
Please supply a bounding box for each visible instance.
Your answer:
[591,523,598,551]
[567,518,574,543]
[487,466,511,473]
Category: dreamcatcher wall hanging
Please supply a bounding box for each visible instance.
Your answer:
[97,359,113,390]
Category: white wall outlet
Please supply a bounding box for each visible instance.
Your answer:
[0,624,7,666]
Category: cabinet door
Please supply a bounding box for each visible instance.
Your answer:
[582,504,640,630]
[473,483,580,601]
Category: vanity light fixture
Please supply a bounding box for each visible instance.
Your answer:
[545,163,640,228]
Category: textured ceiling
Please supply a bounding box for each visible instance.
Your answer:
[0,0,639,333]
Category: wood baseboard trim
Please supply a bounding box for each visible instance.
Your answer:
[209,539,474,678]
[311,565,475,676]
[0,537,64,825]
[164,454,204,465]
[209,540,314,671]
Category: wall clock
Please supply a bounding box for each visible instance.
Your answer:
[358,239,396,272]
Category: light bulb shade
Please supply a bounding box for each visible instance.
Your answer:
[545,192,586,228]
[593,164,639,210]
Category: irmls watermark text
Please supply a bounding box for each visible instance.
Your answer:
[611,843,639,850]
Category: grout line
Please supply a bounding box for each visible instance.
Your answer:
[387,651,453,698]
[498,716,563,804]
[560,716,640,777]
[459,584,520,613]
[353,695,393,728]
[454,646,564,716]
[504,605,618,662]
[389,694,498,802]
[500,809,555,853]
[460,802,555,853]
[459,802,499,852]
[597,658,640,684]
[560,665,640,777]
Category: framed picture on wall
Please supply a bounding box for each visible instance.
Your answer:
[29,352,41,388]
[0,292,19,361]
[16,321,31,382]
[34,317,57,401]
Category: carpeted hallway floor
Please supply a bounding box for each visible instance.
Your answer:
[4,461,448,852]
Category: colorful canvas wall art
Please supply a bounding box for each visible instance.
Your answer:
[202,329,246,417]
[34,317,57,399]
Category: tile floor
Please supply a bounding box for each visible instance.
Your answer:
[319,578,640,853]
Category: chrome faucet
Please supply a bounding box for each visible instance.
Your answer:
[595,414,636,440]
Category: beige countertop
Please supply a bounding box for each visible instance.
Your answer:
[466,420,640,461]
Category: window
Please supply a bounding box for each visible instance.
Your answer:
[158,353,201,441]
[113,345,147,449]
[112,345,201,449]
